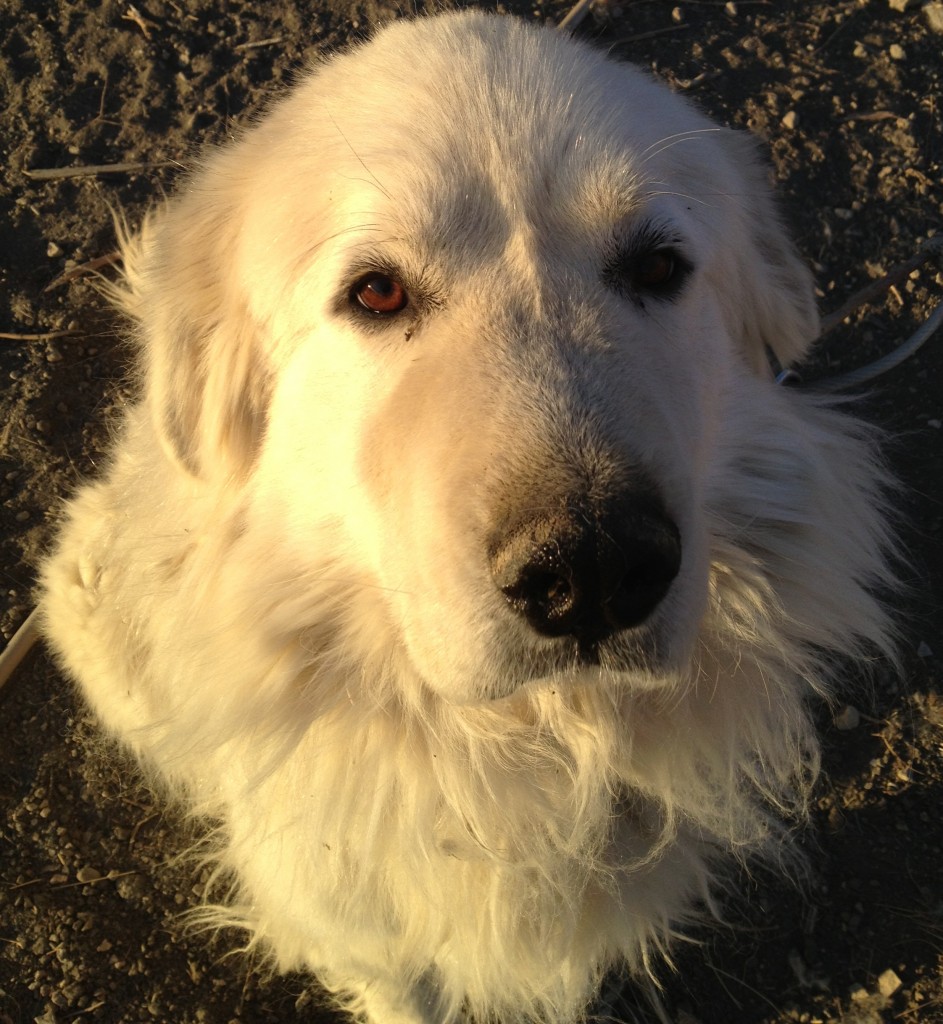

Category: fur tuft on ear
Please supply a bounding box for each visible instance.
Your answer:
[713,130,820,375]
[112,168,273,480]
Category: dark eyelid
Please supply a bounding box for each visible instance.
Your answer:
[603,223,693,302]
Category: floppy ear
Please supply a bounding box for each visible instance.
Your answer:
[115,164,273,481]
[713,130,820,375]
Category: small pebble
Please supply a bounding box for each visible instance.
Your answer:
[76,866,102,883]
[849,983,869,1003]
[889,42,907,59]
[926,3,943,33]
[46,241,62,258]
[878,968,903,996]
[781,110,799,130]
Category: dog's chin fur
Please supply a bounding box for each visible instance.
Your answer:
[40,11,895,1024]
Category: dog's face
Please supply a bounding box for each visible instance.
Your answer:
[133,14,819,702]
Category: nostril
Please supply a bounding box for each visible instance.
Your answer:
[603,527,681,631]
[500,562,579,637]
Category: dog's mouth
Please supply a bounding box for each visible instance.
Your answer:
[576,637,604,666]
[477,615,675,702]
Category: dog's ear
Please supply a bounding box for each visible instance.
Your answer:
[711,131,820,375]
[115,166,273,480]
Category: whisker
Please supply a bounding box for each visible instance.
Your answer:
[644,188,718,209]
[638,127,723,164]
[324,107,393,202]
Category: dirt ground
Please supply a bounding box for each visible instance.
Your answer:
[0,1,941,1022]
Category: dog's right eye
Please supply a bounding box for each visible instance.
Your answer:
[350,273,409,315]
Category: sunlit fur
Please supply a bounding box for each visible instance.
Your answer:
[41,13,895,1024]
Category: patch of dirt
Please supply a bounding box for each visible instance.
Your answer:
[1,1,941,1022]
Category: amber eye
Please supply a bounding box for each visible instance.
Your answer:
[351,273,409,315]
[604,235,691,304]
[632,249,678,291]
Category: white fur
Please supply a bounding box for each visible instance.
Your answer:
[41,13,894,1024]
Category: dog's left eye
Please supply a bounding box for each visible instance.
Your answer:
[632,250,678,291]
[606,243,691,302]
[351,273,409,315]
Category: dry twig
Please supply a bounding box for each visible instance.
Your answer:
[45,252,122,292]
[820,235,943,336]
[25,160,178,181]
[123,4,157,38]
[0,329,78,342]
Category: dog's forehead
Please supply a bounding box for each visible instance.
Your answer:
[323,23,688,159]
[307,16,715,256]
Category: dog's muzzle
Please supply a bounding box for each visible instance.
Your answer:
[489,493,682,650]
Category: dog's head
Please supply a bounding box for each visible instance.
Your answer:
[124,13,822,702]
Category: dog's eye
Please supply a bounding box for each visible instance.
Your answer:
[632,250,678,292]
[605,242,691,303]
[351,273,409,315]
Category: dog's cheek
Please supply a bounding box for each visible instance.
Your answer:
[248,329,389,553]
[354,345,511,695]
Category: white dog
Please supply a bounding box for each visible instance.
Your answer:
[41,12,895,1023]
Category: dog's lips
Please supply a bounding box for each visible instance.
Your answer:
[575,638,603,666]
[482,616,672,697]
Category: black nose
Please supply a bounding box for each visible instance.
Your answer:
[489,497,681,643]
